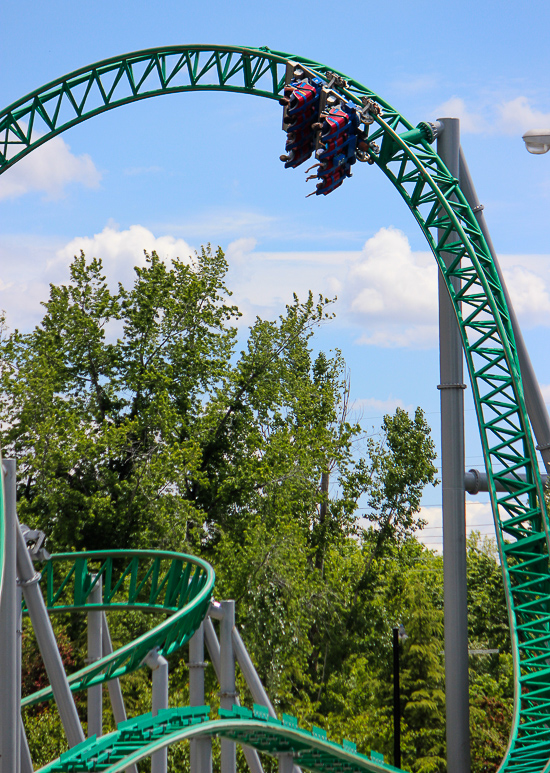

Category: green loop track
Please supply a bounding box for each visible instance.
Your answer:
[1,44,550,773]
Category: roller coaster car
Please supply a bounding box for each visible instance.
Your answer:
[280,77,323,169]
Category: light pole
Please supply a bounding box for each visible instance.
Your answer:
[393,624,408,770]
[522,129,550,154]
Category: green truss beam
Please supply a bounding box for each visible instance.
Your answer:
[1,44,550,772]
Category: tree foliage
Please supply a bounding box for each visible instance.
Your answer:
[2,248,512,772]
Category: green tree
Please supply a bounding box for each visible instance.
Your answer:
[2,247,448,770]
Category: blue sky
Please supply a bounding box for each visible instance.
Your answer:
[1,0,550,549]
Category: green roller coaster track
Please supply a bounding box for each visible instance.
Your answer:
[1,43,550,773]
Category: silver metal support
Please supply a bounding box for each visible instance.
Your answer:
[464,468,548,494]
[101,612,128,725]
[17,581,33,773]
[144,649,169,773]
[220,601,237,773]
[458,146,550,474]
[87,575,103,738]
[232,627,276,718]
[101,613,137,773]
[190,624,212,773]
[438,118,471,773]
[19,720,33,773]
[279,754,294,773]
[206,608,264,773]
[16,519,85,748]
[0,459,20,773]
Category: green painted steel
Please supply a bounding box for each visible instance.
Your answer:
[35,705,398,773]
[22,550,214,707]
[1,44,550,772]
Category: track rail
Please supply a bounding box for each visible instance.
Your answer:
[1,44,550,772]
[36,706,397,773]
[22,551,214,707]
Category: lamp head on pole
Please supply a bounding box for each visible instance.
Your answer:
[522,129,550,155]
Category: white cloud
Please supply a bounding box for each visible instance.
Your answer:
[496,96,550,135]
[503,265,550,325]
[342,227,438,348]
[0,136,101,200]
[432,97,487,134]
[431,94,550,137]
[353,396,410,416]
[51,224,194,288]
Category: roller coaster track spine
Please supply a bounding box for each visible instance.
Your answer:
[1,44,550,773]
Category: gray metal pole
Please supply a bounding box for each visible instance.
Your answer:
[87,575,103,738]
[204,613,264,773]
[438,117,471,773]
[19,720,33,773]
[15,522,85,748]
[232,628,276,718]
[220,601,237,773]
[17,582,33,773]
[144,649,169,773]
[101,613,137,773]
[190,624,212,773]
[0,459,20,773]
[458,147,550,474]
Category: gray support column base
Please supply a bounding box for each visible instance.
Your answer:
[438,116,471,773]
[0,460,20,773]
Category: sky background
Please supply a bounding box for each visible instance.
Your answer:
[2,0,550,551]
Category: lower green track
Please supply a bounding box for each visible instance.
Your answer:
[1,43,550,772]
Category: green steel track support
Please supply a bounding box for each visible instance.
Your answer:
[1,44,550,772]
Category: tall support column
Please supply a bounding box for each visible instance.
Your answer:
[190,623,212,773]
[220,601,237,773]
[144,649,169,773]
[437,117,471,773]
[0,459,20,773]
[15,520,85,748]
[437,118,470,773]
[87,575,103,738]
